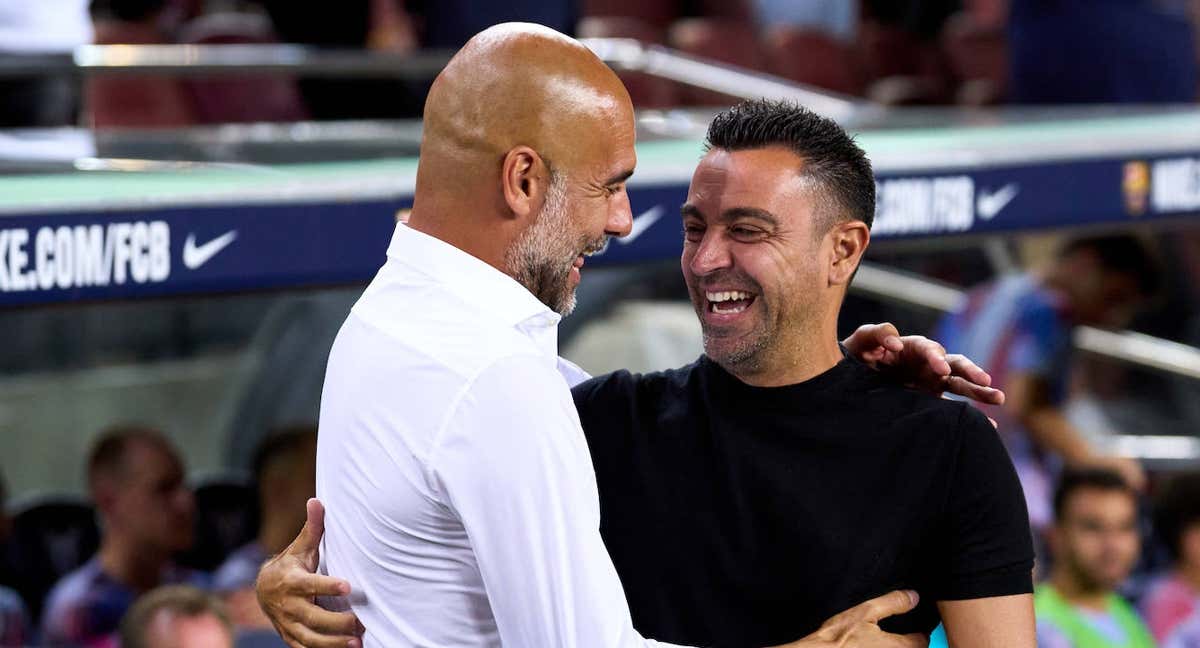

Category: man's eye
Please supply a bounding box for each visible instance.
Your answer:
[731,226,763,238]
[683,225,704,241]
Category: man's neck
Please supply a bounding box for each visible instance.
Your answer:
[97,537,169,594]
[729,334,843,388]
[1049,569,1112,612]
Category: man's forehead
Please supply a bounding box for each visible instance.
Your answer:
[687,147,809,207]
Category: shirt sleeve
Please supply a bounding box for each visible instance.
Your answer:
[431,354,686,648]
[935,403,1036,600]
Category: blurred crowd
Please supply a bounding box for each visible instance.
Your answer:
[0,424,317,647]
[2,0,1199,129]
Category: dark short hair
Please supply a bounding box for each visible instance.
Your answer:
[1053,467,1136,520]
[704,99,875,230]
[87,425,172,493]
[119,585,232,648]
[252,423,318,486]
[1154,471,1200,560]
[1059,235,1161,296]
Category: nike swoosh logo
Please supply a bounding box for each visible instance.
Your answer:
[976,183,1019,221]
[617,205,665,245]
[182,230,238,270]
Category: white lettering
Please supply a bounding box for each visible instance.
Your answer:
[54,227,73,289]
[1153,158,1200,213]
[873,175,975,236]
[35,227,55,290]
[74,225,108,287]
[8,229,28,291]
[0,230,9,291]
[111,223,132,285]
[129,221,150,284]
[148,221,170,281]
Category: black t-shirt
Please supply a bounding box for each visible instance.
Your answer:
[572,355,1034,648]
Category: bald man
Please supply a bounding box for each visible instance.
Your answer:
[272,23,994,648]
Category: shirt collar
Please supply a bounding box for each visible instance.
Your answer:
[384,221,562,335]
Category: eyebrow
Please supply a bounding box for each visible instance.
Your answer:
[602,168,634,187]
[680,203,779,226]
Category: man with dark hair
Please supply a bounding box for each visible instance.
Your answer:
[258,96,1031,647]
[938,234,1160,534]
[214,425,317,630]
[119,585,234,648]
[41,426,205,646]
[1035,468,1154,648]
[1143,471,1200,643]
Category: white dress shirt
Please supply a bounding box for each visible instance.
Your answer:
[317,223,684,647]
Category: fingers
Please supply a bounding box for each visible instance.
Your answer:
[845,323,903,359]
[285,620,362,648]
[291,572,353,599]
[903,336,950,377]
[293,603,363,636]
[945,354,991,387]
[942,375,1006,406]
[860,590,920,623]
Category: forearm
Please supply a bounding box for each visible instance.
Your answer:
[939,595,1035,648]
[1020,407,1095,464]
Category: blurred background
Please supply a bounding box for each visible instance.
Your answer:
[2,0,1200,646]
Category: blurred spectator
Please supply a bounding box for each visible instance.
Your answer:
[213,425,316,630]
[118,585,233,648]
[398,0,578,50]
[0,0,92,127]
[1144,472,1200,642]
[1035,468,1155,648]
[937,235,1160,532]
[751,0,858,41]
[1009,0,1197,103]
[863,0,961,42]
[41,426,205,647]
[0,474,29,648]
[1165,610,1200,648]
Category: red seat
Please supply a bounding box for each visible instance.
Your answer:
[941,11,1008,105]
[177,12,310,124]
[582,0,679,30]
[764,26,862,96]
[668,18,764,106]
[577,16,679,108]
[86,20,198,128]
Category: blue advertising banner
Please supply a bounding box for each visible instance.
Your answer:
[0,153,1196,308]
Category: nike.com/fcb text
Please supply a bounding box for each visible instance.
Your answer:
[0,222,170,293]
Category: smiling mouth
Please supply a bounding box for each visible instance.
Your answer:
[705,290,757,314]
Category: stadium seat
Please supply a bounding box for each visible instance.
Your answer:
[0,496,99,624]
[582,0,679,29]
[577,17,679,108]
[177,12,310,124]
[763,26,862,96]
[175,476,259,573]
[86,19,198,128]
[668,18,764,106]
[941,11,1008,105]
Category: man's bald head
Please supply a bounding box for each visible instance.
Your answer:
[408,23,637,314]
[422,23,631,173]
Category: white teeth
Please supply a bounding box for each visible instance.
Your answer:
[705,290,753,302]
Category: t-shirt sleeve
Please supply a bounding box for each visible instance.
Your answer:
[935,403,1036,600]
[1007,298,1071,394]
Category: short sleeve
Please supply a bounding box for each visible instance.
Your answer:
[1007,297,1071,392]
[935,404,1036,600]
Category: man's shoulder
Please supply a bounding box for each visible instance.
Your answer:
[571,358,704,411]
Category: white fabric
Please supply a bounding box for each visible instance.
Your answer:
[317,223,684,647]
[0,0,93,53]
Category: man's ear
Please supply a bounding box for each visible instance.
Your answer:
[500,146,551,220]
[828,220,870,287]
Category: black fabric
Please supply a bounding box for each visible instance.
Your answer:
[573,355,1034,648]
